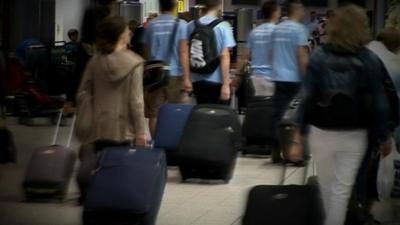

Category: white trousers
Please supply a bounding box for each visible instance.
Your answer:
[309,126,368,225]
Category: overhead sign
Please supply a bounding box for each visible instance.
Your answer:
[177,0,186,12]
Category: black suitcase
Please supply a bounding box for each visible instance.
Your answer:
[242,162,324,225]
[241,97,277,156]
[0,106,17,164]
[83,146,167,225]
[177,104,241,182]
[0,128,17,163]
[23,112,77,201]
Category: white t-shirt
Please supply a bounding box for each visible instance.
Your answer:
[368,41,400,93]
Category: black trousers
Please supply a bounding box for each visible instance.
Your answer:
[272,81,301,160]
[193,81,229,105]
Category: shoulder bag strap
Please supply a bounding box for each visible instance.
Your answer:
[166,18,181,62]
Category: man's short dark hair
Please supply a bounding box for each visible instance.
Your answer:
[160,0,177,12]
[202,0,222,11]
[68,29,79,39]
[286,0,303,16]
[262,1,279,20]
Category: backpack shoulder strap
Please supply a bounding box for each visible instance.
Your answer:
[208,19,223,28]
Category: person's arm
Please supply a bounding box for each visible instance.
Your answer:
[220,48,231,101]
[296,26,310,77]
[141,27,150,60]
[129,63,146,146]
[232,48,250,89]
[179,40,192,93]
[382,67,400,130]
[364,53,391,152]
[296,49,320,137]
[297,46,309,76]
[220,22,237,101]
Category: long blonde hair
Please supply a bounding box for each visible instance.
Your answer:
[327,4,371,52]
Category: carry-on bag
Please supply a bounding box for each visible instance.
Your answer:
[242,161,324,225]
[177,104,241,182]
[83,146,167,225]
[154,104,194,166]
[23,111,77,201]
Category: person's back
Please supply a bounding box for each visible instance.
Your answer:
[296,5,394,225]
[187,0,236,105]
[248,23,276,78]
[232,1,280,98]
[303,45,386,129]
[272,19,308,82]
[76,17,146,146]
[144,14,187,77]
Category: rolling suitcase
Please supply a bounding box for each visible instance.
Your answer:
[177,104,241,182]
[23,111,77,201]
[241,97,276,156]
[83,146,167,225]
[154,104,194,166]
[242,162,324,225]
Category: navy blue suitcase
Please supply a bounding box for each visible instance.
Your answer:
[83,146,167,225]
[154,104,194,166]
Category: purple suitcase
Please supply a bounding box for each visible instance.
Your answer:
[23,111,77,201]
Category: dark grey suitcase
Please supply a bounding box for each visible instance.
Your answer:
[23,111,77,201]
[243,161,324,225]
[241,97,276,156]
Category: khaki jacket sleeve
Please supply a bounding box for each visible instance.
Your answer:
[129,63,146,136]
[76,62,93,104]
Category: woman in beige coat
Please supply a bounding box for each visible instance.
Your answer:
[76,16,146,147]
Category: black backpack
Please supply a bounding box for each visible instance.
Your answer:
[189,19,222,75]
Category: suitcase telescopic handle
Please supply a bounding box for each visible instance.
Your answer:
[230,87,238,111]
[280,158,314,185]
[51,109,76,148]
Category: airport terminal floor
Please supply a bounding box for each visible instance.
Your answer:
[0,117,312,225]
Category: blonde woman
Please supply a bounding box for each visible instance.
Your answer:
[295,5,394,225]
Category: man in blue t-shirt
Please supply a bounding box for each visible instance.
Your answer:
[187,0,236,105]
[271,0,308,98]
[233,1,281,97]
[270,0,309,163]
[143,0,191,135]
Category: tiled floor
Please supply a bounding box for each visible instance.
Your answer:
[0,118,309,225]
